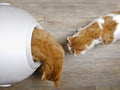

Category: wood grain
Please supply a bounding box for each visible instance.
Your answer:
[0,0,120,89]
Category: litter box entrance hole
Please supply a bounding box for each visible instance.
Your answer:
[26,24,42,69]
[31,26,40,62]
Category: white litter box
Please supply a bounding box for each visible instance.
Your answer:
[0,3,41,87]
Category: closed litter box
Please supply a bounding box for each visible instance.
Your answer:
[0,3,41,87]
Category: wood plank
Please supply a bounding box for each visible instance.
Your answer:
[0,0,120,89]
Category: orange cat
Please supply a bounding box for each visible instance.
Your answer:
[67,11,120,56]
[31,28,65,87]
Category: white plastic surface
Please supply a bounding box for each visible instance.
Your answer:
[0,3,41,86]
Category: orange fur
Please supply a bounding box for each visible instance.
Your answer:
[67,15,118,55]
[68,22,101,55]
[112,11,120,14]
[31,28,65,87]
[101,16,117,44]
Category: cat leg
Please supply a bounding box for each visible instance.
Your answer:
[53,79,60,87]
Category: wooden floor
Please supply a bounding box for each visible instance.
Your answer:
[0,0,120,90]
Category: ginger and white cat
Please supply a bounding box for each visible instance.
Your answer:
[31,28,65,87]
[67,11,120,56]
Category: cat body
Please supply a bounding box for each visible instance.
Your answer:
[31,28,65,87]
[67,11,120,56]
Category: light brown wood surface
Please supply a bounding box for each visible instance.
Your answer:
[0,0,120,90]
